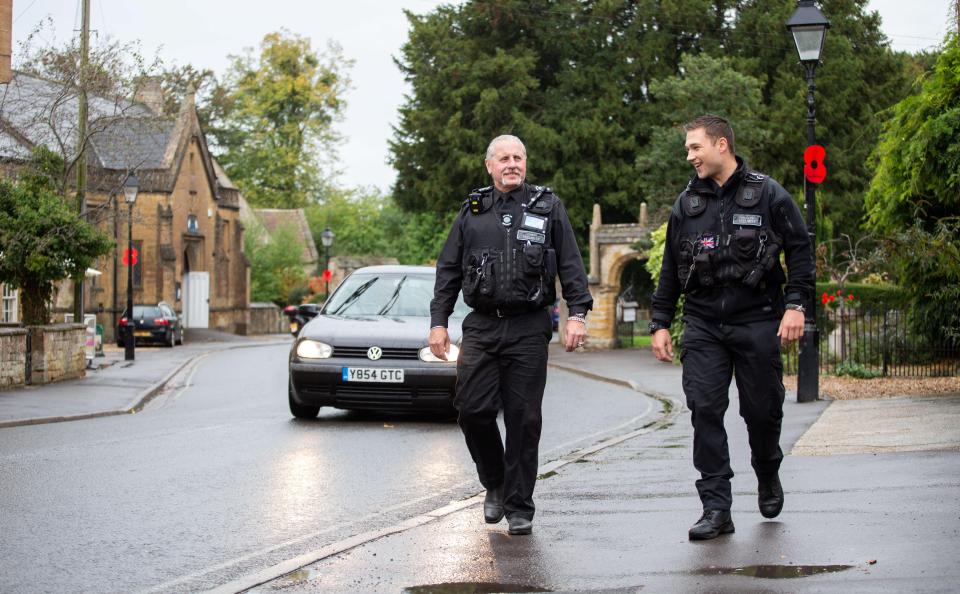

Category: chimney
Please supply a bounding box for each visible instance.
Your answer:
[135,77,165,115]
[0,0,12,84]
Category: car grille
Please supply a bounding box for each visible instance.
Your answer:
[300,384,453,404]
[333,346,420,360]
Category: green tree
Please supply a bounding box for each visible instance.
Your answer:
[866,33,960,339]
[0,148,114,324]
[244,222,309,305]
[217,30,349,209]
[865,34,960,231]
[636,53,770,213]
[391,0,913,251]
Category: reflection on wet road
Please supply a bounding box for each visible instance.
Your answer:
[0,343,654,593]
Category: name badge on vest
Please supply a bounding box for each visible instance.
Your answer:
[517,229,546,244]
[732,214,762,227]
[521,213,547,231]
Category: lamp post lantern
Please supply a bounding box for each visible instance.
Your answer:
[123,173,139,362]
[320,226,335,296]
[787,0,829,402]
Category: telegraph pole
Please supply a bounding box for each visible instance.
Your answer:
[73,0,90,322]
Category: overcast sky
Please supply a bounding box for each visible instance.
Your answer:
[10,0,953,193]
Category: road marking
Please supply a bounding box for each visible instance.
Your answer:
[186,380,680,594]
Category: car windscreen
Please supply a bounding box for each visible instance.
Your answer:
[132,306,161,318]
[322,273,470,318]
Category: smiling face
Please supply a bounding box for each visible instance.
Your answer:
[685,127,734,184]
[485,138,527,192]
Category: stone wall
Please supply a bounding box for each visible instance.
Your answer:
[0,326,27,389]
[28,324,86,385]
[248,302,284,335]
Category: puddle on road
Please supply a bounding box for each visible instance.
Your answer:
[695,564,853,579]
[404,583,551,594]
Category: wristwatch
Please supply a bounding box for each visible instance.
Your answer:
[785,303,806,314]
[649,321,669,334]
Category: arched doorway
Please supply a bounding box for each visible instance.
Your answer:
[583,202,654,349]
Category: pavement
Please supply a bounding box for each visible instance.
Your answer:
[3,333,960,592]
[0,328,291,428]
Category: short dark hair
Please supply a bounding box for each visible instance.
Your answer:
[684,114,735,155]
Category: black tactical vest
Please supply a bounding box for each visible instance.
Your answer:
[460,185,559,312]
[676,172,786,292]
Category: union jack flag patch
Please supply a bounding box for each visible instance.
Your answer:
[700,234,717,250]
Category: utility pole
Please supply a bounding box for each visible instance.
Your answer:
[0,0,12,84]
[73,0,90,322]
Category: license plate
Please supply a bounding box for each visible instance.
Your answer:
[290,322,299,333]
[134,330,151,337]
[342,367,404,383]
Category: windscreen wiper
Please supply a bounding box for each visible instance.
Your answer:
[377,276,407,315]
[330,277,378,315]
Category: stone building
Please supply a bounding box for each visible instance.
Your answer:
[0,73,250,340]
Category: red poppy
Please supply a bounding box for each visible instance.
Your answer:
[821,292,829,305]
[847,294,855,301]
[836,289,843,295]
[828,295,837,302]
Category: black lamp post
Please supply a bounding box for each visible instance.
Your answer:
[787,0,829,402]
[123,173,139,362]
[320,226,335,295]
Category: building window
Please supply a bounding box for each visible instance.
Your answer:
[132,240,143,289]
[187,214,200,233]
[2,284,18,323]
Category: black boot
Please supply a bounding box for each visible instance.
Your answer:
[507,515,533,535]
[758,473,784,519]
[688,509,735,541]
[483,486,504,523]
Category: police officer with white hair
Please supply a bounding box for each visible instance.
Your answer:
[429,134,592,535]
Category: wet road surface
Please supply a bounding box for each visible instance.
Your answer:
[0,342,655,593]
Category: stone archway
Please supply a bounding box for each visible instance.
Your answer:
[584,203,653,349]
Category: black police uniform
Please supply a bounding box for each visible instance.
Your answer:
[650,157,814,512]
[431,182,593,521]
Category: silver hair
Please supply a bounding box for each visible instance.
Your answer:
[485,135,526,160]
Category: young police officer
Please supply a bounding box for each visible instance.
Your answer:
[429,135,592,535]
[650,115,814,540]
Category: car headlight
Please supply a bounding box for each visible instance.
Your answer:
[419,344,459,362]
[296,339,333,359]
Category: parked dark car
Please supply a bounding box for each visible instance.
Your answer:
[288,265,469,419]
[117,302,184,348]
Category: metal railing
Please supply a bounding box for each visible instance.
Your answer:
[782,307,959,377]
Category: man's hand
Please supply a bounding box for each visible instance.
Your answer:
[651,328,674,363]
[777,309,805,346]
[428,327,450,360]
[563,319,586,352]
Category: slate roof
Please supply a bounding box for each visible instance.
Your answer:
[0,71,229,199]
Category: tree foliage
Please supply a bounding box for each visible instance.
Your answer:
[215,30,349,209]
[866,34,960,340]
[304,187,453,266]
[391,0,913,247]
[865,34,960,231]
[244,221,309,306]
[0,148,114,324]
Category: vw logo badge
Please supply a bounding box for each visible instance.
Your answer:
[367,346,383,361]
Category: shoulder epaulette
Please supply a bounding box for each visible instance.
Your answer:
[526,185,557,214]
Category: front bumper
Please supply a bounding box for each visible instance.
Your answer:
[290,358,457,412]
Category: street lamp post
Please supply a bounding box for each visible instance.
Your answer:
[123,174,139,362]
[787,0,829,402]
[320,226,335,295]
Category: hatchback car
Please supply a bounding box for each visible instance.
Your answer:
[288,265,469,418]
[117,302,184,347]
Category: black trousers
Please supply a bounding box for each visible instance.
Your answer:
[454,308,552,520]
[681,316,785,511]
